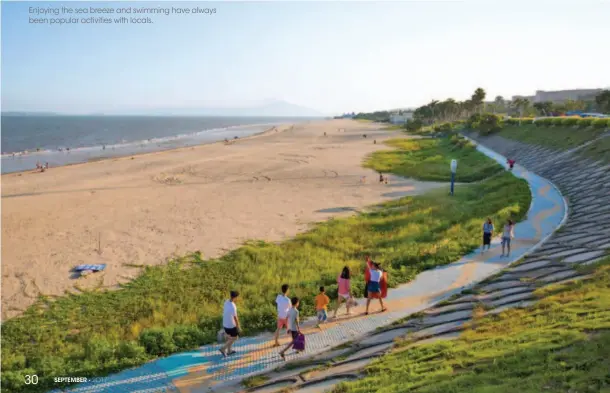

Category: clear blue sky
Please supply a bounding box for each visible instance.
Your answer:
[2,1,609,115]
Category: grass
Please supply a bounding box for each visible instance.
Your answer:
[364,137,503,182]
[242,374,270,388]
[1,139,531,393]
[578,133,610,164]
[496,124,606,151]
[331,258,610,393]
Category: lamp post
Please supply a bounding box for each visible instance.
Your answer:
[450,159,457,196]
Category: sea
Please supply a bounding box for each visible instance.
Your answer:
[0,115,320,174]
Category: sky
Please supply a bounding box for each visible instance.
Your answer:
[1,0,609,115]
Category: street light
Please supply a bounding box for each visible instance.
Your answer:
[450,159,457,196]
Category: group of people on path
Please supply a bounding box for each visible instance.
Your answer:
[219,257,388,360]
[482,217,515,257]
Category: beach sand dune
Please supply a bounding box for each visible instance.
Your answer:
[1,120,446,320]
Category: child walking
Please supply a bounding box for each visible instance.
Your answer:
[279,297,301,360]
[315,286,330,328]
[273,284,291,347]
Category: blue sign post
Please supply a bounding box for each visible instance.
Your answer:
[450,159,457,196]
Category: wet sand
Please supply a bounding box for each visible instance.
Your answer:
[1,119,447,320]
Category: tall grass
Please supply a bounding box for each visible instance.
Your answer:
[1,140,531,393]
[333,258,610,393]
[364,137,503,182]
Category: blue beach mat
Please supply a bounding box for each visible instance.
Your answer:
[73,264,107,272]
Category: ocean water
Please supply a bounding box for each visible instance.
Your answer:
[1,115,318,173]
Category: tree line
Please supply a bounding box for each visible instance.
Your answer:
[352,89,610,126]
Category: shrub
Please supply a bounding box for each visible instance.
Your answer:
[116,341,147,360]
[172,325,207,351]
[577,118,594,128]
[84,337,116,363]
[552,118,564,126]
[465,113,483,128]
[562,117,579,126]
[476,114,503,135]
[405,119,423,133]
[504,118,518,125]
[439,122,453,132]
[520,118,534,124]
[139,327,177,356]
[592,118,610,129]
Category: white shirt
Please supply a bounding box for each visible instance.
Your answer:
[502,224,514,239]
[222,300,237,328]
[275,294,291,319]
[369,269,382,283]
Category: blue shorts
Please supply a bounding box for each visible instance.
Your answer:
[317,310,327,322]
[501,237,511,247]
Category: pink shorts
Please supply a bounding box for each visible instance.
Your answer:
[339,293,350,300]
[277,318,288,329]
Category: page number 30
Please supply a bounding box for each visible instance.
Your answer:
[25,375,39,384]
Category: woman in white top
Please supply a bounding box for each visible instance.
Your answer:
[501,219,515,257]
[365,261,386,315]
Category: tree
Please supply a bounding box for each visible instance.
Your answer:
[563,99,586,112]
[595,90,610,113]
[512,98,531,123]
[494,96,505,114]
[533,101,553,116]
[471,88,487,114]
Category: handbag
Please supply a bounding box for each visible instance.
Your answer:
[293,333,305,351]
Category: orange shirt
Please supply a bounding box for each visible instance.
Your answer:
[315,293,330,310]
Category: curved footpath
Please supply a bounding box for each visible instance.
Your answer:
[50,141,569,393]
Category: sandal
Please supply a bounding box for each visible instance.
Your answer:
[279,352,286,361]
[228,350,237,355]
[381,308,387,313]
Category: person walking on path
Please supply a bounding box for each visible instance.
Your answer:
[219,291,241,357]
[365,259,387,315]
[315,286,330,328]
[482,218,494,252]
[507,159,516,171]
[279,297,301,360]
[333,266,352,318]
[501,219,515,257]
[273,284,291,347]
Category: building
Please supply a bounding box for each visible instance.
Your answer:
[389,112,413,124]
[512,89,603,103]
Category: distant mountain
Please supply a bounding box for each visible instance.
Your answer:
[1,111,60,116]
[2,100,325,118]
[101,100,325,117]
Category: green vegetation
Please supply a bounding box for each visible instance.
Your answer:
[1,139,530,393]
[496,124,607,150]
[364,137,502,182]
[333,258,610,393]
[353,111,391,122]
[242,374,270,388]
[579,134,610,164]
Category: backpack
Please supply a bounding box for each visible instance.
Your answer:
[293,333,305,351]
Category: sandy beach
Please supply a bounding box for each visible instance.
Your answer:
[1,119,446,320]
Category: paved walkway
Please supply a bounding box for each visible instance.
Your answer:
[50,142,566,393]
